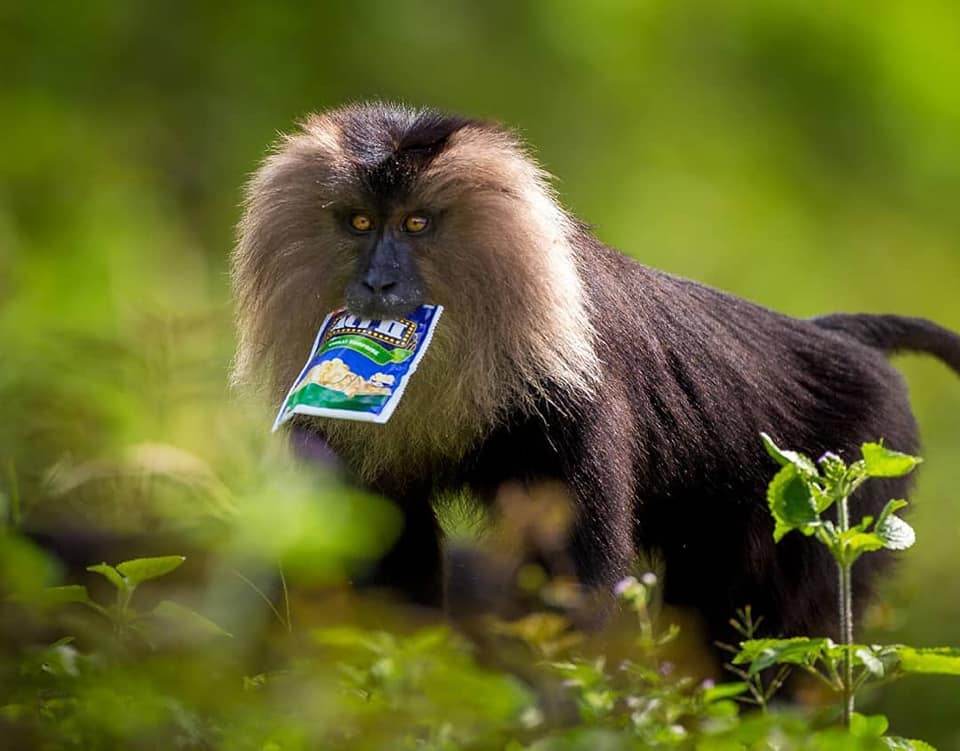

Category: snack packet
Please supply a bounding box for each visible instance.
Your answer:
[272,304,443,430]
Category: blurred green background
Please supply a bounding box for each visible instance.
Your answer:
[2,0,959,746]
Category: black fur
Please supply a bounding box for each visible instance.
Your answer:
[269,106,960,646]
[814,313,960,374]
[354,232,960,645]
[336,104,475,203]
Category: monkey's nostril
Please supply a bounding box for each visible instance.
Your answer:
[364,279,397,293]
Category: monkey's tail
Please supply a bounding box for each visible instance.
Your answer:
[814,313,960,376]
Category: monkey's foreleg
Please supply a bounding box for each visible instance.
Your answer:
[563,484,637,627]
[561,401,640,627]
[362,497,444,609]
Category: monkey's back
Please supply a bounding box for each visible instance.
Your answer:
[573,237,918,638]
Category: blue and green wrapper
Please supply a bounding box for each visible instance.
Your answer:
[272,304,443,429]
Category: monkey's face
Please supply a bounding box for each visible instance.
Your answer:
[341,209,428,319]
[313,113,549,326]
[233,106,500,332]
[233,103,598,437]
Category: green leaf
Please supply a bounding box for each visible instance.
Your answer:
[846,459,868,487]
[875,499,908,529]
[766,465,819,542]
[861,443,922,478]
[875,512,916,551]
[407,626,452,654]
[312,627,395,654]
[838,530,886,564]
[810,486,833,514]
[86,563,125,590]
[854,648,885,678]
[849,712,889,738]
[883,738,937,751]
[701,682,749,703]
[895,646,960,675]
[582,688,616,716]
[151,600,232,639]
[733,637,829,675]
[115,556,185,586]
[29,585,93,607]
[761,433,818,477]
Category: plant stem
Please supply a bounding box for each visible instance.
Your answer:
[836,493,855,727]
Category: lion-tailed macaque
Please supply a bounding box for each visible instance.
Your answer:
[232,102,960,645]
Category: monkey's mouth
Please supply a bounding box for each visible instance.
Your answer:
[345,284,425,320]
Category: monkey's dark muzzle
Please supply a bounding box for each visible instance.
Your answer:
[347,233,426,319]
[345,283,425,320]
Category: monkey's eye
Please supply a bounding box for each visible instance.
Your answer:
[349,213,373,232]
[402,214,430,234]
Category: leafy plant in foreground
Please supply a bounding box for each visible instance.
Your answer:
[18,555,227,644]
[509,574,749,748]
[718,605,790,711]
[6,437,960,749]
[731,435,960,740]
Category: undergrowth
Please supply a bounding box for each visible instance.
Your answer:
[1,436,958,750]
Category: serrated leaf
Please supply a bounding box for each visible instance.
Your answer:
[882,738,937,751]
[733,637,829,675]
[761,433,818,476]
[861,443,922,478]
[772,520,793,543]
[852,516,875,532]
[854,648,885,678]
[115,556,185,587]
[895,646,960,675]
[875,514,916,551]
[152,600,231,639]
[767,465,819,542]
[810,485,833,513]
[86,563,125,590]
[840,531,886,563]
[875,499,909,529]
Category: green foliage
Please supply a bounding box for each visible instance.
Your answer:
[717,607,791,710]
[311,625,534,749]
[23,584,93,608]
[894,647,960,676]
[6,528,942,750]
[733,436,958,747]
[538,575,744,746]
[761,434,919,565]
[2,2,960,746]
[114,556,186,586]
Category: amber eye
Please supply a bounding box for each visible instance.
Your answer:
[402,214,430,234]
[349,213,373,232]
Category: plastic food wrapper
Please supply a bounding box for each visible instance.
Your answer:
[272,304,443,429]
